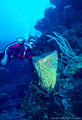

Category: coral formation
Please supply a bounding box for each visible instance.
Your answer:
[32,51,58,91]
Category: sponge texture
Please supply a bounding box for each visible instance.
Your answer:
[33,51,58,91]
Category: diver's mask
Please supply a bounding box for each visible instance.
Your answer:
[29,39,36,48]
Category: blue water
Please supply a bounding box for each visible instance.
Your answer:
[0,0,52,50]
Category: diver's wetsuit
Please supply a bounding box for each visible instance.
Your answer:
[0,41,33,66]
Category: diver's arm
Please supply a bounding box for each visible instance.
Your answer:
[1,42,21,65]
[0,54,8,65]
[5,42,21,55]
[0,46,9,65]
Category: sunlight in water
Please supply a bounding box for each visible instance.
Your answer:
[0,0,54,44]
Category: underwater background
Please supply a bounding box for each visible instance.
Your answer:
[0,0,82,119]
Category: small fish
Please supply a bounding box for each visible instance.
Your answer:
[64,5,72,10]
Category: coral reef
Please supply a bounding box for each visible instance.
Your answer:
[0,107,26,120]
[0,0,82,119]
[22,4,82,119]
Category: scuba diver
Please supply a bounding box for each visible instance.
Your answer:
[0,36,36,71]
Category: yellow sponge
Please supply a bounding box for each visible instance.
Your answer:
[33,51,58,91]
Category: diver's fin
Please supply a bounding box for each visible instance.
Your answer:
[0,67,9,72]
[0,67,6,70]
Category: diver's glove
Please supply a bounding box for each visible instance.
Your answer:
[1,54,8,65]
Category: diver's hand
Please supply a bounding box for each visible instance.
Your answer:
[1,54,8,65]
[1,59,6,65]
